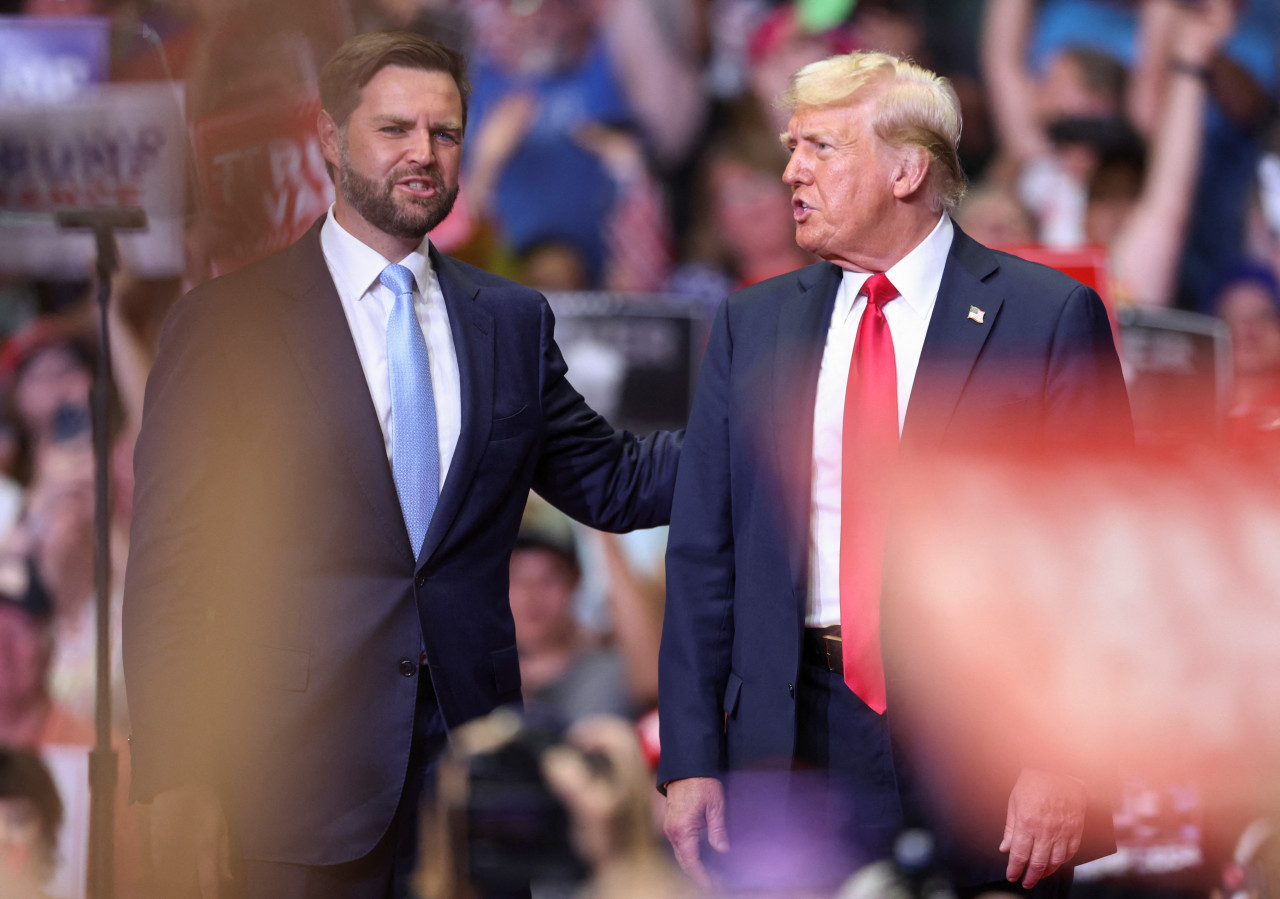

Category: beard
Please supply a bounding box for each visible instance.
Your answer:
[338,143,459,241]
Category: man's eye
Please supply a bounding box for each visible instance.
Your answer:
[434,132,459,145]
[381,126,405,135]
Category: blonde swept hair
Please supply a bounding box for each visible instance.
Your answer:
[781,51,967,212]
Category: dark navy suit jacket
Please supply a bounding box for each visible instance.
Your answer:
[656,225,1130,879]
[123,220,679,866]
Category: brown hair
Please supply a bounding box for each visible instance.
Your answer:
[319,30,471,130]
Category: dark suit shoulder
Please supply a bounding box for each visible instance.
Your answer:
[172,244,297,326]
[950,229,1098,312]
[431,251,552,328]
[986,248,1093,299]
[716,262,839,329]
[726,262,832,305]
[433,252,545,300]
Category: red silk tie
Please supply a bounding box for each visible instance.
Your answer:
[839,272,899,714]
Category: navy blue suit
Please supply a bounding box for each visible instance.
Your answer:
[656,226,1129,883]
[123,220,679,868]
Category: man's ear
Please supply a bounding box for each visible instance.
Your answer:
[318,110,341,172]
[891,145,930,201]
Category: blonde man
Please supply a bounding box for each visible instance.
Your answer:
[657,51,1130,896]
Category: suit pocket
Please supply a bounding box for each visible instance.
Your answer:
[489,404,532,442]
[722,671,743,719]
[490,644,522,697]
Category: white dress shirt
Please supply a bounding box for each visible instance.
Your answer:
[807,215,954,625]
[319,208,462,491]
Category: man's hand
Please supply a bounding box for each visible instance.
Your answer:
[1000,768,1087,888]
[662,776,729,888]
[150,783,232,899]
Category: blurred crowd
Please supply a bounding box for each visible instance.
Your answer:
[0,0,1278,896]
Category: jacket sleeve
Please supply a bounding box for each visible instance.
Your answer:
[1043,284,1134,451]
[656,297,738,786]
[122,291,238,802]
[530,298,682,532]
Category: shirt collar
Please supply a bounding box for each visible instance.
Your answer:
[320,205,436,300]
[838,214,954,319]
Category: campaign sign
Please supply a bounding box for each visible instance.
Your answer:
[191,89,334,278]
[0,81,187,276]
[0,15,109,106]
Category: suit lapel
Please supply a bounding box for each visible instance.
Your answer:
[275,224,411,561]
[417,250,495,566]
[773,263,842,596]
[901,227,1003,452]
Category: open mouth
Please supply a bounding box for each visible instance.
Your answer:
[396,177,437,199]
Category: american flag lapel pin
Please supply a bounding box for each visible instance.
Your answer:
[967,305,985,324]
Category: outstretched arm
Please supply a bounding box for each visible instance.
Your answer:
[1111,0,1236,307]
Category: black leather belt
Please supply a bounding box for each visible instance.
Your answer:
[802,626,843,675]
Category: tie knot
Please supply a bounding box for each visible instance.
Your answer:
[862,273,898,309]
[379,263,416,298]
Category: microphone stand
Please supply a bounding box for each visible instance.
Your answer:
[53,206,148,899]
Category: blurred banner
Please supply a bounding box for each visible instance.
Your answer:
[0,15,109,105]
[191,89,333,278]
[0,16,186,277]
[545,293,707,434]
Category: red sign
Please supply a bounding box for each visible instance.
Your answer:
[192,89,333,278]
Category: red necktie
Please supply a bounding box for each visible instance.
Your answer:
[839,272,899,714]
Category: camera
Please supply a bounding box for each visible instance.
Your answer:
[454,711,592,891]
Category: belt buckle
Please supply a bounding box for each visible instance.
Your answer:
[821,633,842,672]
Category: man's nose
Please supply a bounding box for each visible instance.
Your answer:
[406,130,434,166]
[782,152,807,185]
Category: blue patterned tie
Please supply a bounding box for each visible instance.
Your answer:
[380,263,439,556]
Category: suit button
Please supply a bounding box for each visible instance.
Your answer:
[399,658,417,677]
[414,573,427,589]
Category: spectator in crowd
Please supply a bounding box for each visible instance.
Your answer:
[952,181,1038,249]
[1,328,94,480]
[510,511,635,722]
[0,554,58,750]
[0,324,134,733]
[669,102,814,307]
[744,4,858,134]
[516,239,593,293]
[463,0,666,289]
[986,0,1239,308]
[0,547,148,896]
[348,0,468,50]
[598,0,709,174]
[983,0,1277,310]
[0,747,62,899]
[511,499,666,722]
[1213,261,1280,449]
[1245,130,1280,288]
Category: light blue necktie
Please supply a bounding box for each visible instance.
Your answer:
[380,263,439,556]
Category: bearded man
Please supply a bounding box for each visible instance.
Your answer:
[123,30,679,899]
